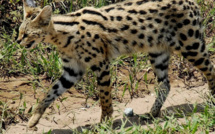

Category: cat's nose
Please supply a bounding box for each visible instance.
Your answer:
[17,39,21,44]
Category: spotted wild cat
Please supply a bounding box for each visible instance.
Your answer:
[17,0,215,128]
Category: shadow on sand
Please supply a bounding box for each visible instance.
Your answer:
[45,103,205,134]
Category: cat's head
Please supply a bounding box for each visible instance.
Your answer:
[17,0,53,48]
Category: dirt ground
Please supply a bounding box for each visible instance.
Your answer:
[0,0,214,133]
[0,61,211,134]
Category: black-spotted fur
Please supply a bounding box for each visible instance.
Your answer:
[17,0,215,128]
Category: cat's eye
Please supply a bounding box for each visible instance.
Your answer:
[23,33,28,39]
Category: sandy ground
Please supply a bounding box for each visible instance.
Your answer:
[2,77,208,134]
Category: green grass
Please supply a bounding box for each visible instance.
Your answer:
[0,33,62,79]
[65,102,215,134]
[0,0,215,133]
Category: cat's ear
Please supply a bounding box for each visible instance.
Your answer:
[32,6,52,26]
[23,0,36,19]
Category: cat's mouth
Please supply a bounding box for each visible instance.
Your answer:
[26,40,35,48]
